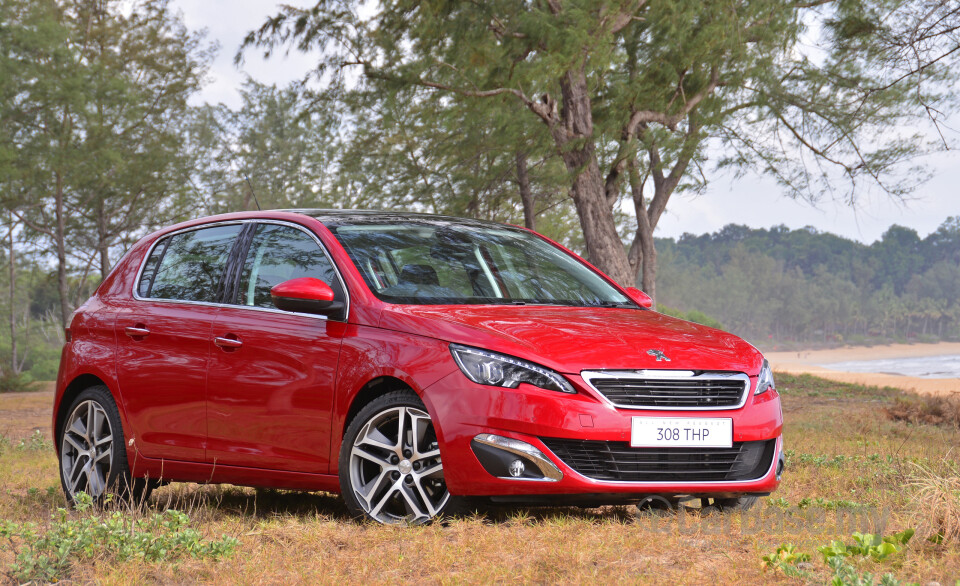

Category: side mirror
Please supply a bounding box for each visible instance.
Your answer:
[270,278,342,315]
[625,287,653,309]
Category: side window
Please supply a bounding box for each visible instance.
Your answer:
[235,224,343,308]
[147,224,243,302]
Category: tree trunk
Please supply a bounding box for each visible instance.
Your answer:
[516,151,536,230]
[96,200,110,279]
[627,157,658,305]
[7,213,17,375]
[551,69,633,285]
[55,172,71,327]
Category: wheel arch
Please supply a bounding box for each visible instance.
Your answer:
[342,375,417,437]
[54,374,121,452]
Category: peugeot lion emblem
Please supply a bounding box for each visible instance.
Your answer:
[647,349,671,362]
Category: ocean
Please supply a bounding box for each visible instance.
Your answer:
[822,354,960,379]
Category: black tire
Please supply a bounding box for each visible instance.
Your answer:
[58,385,152,507]
[714,495,759,511]
[339,390,461,525]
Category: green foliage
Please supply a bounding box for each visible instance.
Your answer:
[760,544,812,578]
[827,557,901,586]
[818,529,915,563]
[15,430,53,453]
[657,218,960,346]
[0,493,239,583]
[656,304,725,330]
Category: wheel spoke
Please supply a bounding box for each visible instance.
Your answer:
[69,458,88,494]
[416,461,443,478]
[395,407,409,450]
[351,445,392,468]
[85,465,102,496]
[69,418,87,442]
[63,433,86,453]
[92,406,106,442]
[94,446,112,465]
[412,478,439,517]
[368,479,402,518]
[398,483,429,521]
[354,467,392,511]
[85,403,96,443]
[94,433,113,448]
[410,413,431,458]
[356,420,398,453]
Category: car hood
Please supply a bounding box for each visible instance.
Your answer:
[377,305,763,375]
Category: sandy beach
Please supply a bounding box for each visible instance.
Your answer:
[768,342,960,395]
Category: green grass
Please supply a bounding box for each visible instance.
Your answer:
[0,374,959,584]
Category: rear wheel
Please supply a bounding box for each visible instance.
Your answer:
[58,386,151,506]
[339,390,456,525]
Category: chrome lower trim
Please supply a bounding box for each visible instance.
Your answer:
[473,434,563,482]
[580,370,751,411]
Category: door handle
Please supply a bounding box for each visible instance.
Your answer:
[214,336,243,350]
[124,326,150,338]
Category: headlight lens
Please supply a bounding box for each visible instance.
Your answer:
[450,344,575,394]
[756,359,775,394]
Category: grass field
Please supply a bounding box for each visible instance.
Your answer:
[1,374,959,584]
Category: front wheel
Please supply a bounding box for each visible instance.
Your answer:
[339,390,457,525]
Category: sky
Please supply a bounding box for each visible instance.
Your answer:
[171,0,959,245]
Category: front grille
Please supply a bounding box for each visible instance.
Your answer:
[541,438,776,482]
[581,372,748,409]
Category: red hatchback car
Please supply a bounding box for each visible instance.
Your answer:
[54,210,783,524]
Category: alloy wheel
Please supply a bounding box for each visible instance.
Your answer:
[60,400,114,499]
[348,405,449,524]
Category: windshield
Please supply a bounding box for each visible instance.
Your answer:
[329,221,634,307]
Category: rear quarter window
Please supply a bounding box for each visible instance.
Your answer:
[140,224,242,303]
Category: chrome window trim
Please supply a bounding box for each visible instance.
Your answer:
[579,370,751,411]
[131,218,351,322]
[540,435,782,487]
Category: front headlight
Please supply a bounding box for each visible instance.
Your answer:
[756,358,775,394]
[450,344,575,394]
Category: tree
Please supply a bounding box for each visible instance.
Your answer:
[245,0,960,302]
[0,0,210,324]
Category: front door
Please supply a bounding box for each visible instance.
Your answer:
[205,222,347,474]
[115,223,243,462]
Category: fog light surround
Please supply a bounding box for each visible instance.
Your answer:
[471,434,563,482]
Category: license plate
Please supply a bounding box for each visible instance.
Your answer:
[630,417,733,448]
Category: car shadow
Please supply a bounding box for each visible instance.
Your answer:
[145,483,656,525]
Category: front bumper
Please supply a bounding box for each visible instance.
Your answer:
[421,370,783,498]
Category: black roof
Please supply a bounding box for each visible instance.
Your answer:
[286,209,513,229]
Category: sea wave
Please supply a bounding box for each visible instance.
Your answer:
[822,354,960,379]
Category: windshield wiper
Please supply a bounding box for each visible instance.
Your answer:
[590,300,635,308]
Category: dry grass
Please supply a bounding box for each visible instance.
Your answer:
[1,374,960,584]
[909,462,960,545]
[886,392,960,429]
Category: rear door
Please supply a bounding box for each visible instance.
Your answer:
[205,222,347,473]
[115,223,244,462]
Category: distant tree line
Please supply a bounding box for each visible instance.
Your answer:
[657,218,960,348]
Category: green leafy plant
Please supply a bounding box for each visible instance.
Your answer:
[761,544,812,578]
[827,556,901,586]
[818,529,915,563]
[15,429,53,452]
[0,492,239,583]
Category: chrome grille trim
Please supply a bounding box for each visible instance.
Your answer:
[580,370,750,410]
